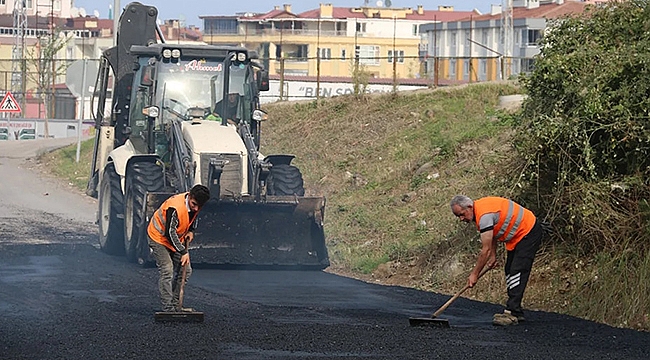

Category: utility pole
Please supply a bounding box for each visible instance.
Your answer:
[50,0,56,123]
[316,16,321,101]
[468,15,473,83]
[433,15,438,87]
[12,0,27,116]
[354,18,359,74]
[392,15,397,93]
[501,0,513,79]
[279,20,284,100]
[113,0,120,46]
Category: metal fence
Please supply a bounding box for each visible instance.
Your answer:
[258,54,532,101]
[0,54,533,119]
[0,58,101,120]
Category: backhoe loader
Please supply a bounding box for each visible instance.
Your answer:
[86,2,329,269]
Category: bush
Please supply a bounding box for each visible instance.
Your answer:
[516,0,650,253]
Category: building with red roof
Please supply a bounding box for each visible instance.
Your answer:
[201,4,479,80]
[420,0,591,83]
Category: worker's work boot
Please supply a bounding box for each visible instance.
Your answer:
[493,310,519,326]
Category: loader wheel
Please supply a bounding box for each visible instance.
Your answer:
[124,161,164,263]
[267,164,305,196]
[98,163,125,256]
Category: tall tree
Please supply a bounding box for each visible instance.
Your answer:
[25,22,71,137]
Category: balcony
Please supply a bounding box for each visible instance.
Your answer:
[251,28,347,37]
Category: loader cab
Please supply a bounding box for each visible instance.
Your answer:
[126,46,263,157]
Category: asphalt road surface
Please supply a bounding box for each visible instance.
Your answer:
[1,138,649,360]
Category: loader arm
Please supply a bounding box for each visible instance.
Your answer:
[169,118,194,192]
[239,120,270,198]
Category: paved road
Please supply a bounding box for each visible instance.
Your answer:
[0,138,649,360]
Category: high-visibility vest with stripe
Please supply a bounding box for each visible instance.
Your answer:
[473,197,536,251]
[147,192,197,252]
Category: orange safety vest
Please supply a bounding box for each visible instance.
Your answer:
[147,192,198,252]
[473,197,536,251]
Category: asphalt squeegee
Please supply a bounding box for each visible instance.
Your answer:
[409,266,490,328]
[154,251,204,323]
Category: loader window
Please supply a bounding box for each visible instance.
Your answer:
[156,60,223,122]
[213,65,255,124]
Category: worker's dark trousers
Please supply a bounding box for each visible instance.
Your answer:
[504,220,543,317]
[149,237,192,311]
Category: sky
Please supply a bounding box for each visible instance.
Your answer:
[72,0,492,28]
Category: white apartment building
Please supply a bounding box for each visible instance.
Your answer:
[420,0,589,83]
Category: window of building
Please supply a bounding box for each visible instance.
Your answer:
[205,18,238,35]
[341,48,347,61]
[521,58,535,72]
[412,24,418,36]
[26,0,33,9]
[449,58,456,77]
[296,45,308,61]
[450,31,457,51]
[355,45,380,65]
[356,22,366,33]
[463,59,470,76]
[0,0,6,5]
[319,48,331,60]
[387,50,404,63]
[53,0,61,11]
[527,29,542,46]
[275,44,282,60]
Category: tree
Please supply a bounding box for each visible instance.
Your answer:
[24,22,71,137]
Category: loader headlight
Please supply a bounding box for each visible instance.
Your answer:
[143,106,160,118]
[162,49,172,58]
[171,49,181,58]
[237,52,247,62]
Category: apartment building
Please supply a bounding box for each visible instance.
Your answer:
[201,4,477,79]
[420,0,589,83]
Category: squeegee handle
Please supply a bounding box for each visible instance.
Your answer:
[432,266,490,318]
[178,239,189,309]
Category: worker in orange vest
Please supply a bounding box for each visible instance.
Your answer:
[450,195,544,326]
[148,184,210,312]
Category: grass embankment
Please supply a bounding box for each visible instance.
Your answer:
[40,139,95,190]
[43,83,648,331]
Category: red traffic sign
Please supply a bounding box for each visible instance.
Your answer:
[0,92,22,113]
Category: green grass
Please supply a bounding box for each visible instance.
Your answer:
[40,139,95,191]
[263,83,520,272]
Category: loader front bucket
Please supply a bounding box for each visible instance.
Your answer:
[145,193,329,269]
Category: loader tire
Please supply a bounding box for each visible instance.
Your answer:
[267,164,305,196]
[124,161,165,263]
[98,163,125,256]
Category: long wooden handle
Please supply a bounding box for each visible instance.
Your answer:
[179,264,187,309]
[178,238,189,309]
[432,266,491,318]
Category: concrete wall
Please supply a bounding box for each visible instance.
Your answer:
[0,118,94,140]
[261,78,428,103]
